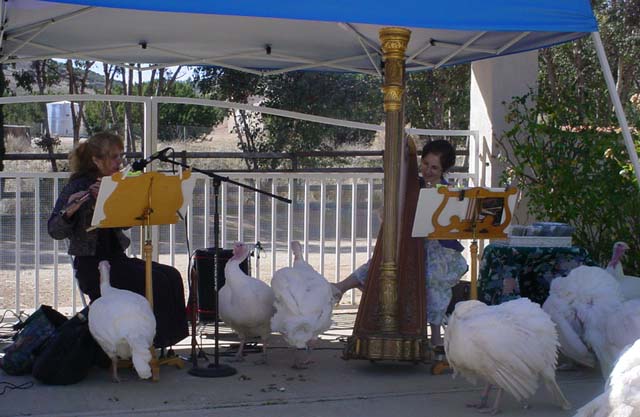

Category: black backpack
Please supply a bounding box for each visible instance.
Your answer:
[0,305,68,375]
[31,306,109,385]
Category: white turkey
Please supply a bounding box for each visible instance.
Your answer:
[543,265,640,378]
[219,242,275,363]
[542,291,597,369]
[580,297,640,378]
[606,241,640,300]
[542,265,622,370]
[445,298,571,414]
[88,260,156,382]
[574,338,640,417]
[270,241,334,368]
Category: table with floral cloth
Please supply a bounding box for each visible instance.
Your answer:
[478,243,595,306]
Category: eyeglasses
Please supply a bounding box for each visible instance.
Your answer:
[102,152,124,161]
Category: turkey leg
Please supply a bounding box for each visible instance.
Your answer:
[467,383,492,409]
[110,358,121,383]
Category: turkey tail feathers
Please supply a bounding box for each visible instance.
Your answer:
[127,334,153,379]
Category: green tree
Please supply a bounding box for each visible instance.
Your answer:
[259,72,383,158]
[193,68,384,169]
[193,67,267,169]
[66,59,95,147]
[498,92,640,275]
[405,65,471,130]
[498,2,640,274]
[538,2,640,127]
[193,63,472,169]
[12,60,61,171]
[157,81,225,141]
[83,80,223,144]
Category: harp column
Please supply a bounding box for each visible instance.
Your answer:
[378,27,410,333]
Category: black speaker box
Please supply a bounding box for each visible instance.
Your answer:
[193,247,250,322]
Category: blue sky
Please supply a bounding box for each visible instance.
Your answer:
[56,59,193,83]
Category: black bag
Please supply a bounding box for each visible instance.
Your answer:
[32,306,109,385]
[0,305,67,375]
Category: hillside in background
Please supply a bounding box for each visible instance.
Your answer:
[3,60,105,95]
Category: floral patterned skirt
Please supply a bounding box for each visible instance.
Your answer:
[425,240,468,325]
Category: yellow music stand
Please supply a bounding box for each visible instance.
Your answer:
[91,169,195,381]
[412,186,517,300]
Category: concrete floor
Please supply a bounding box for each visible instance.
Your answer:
[0,311,603,417]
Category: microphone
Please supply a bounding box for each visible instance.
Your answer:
[131,147,172,171]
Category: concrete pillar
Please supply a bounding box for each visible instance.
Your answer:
[470,50,538,224]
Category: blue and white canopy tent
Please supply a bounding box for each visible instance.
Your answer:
[3,1,599,73]
[3,0,637,185]
[3,0,639,360]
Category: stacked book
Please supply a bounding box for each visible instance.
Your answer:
[507,222,574,247]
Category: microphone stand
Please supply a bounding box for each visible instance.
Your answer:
[159,156,290,378]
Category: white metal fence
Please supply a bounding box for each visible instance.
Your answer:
[1,171,390,314]
[0,168,479,315]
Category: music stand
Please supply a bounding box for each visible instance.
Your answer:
[155,156,290,378]
[91,169,196,381]
[411,186,517,300]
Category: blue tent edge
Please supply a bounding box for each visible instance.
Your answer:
[44,0,599,33]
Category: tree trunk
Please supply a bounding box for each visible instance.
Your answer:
[146,69,156,96]
[102,63,119,131]
[35,62,51,138]
[75,61,94,142]
[165,66,182,92]
[156,68,165,96]
[232,110,259,170]
[66,60,80,147]
[121,67,135,152]
[46,140,58,172]
[541,49,557,96]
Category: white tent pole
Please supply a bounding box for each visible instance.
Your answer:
[591,32,640,189]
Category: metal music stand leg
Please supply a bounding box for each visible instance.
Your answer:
[142,219,184,381]
[469,238,479,300]
[188,179,236,378]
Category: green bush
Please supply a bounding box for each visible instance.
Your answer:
[498,92,639,275]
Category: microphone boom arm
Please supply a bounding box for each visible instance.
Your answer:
[158,156,291,204]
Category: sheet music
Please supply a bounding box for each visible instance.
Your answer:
[411,187,517,238]
[91,170,196,228]
[91,174,119,227]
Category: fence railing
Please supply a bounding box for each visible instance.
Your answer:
[0,168,476,315]
[1,171,390,314]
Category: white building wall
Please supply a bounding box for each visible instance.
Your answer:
[470,50,538,224]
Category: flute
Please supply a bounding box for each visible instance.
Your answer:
[68,191,92,207]
[59,191,92,218]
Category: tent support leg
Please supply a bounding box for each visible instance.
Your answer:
[591,31,640,189]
